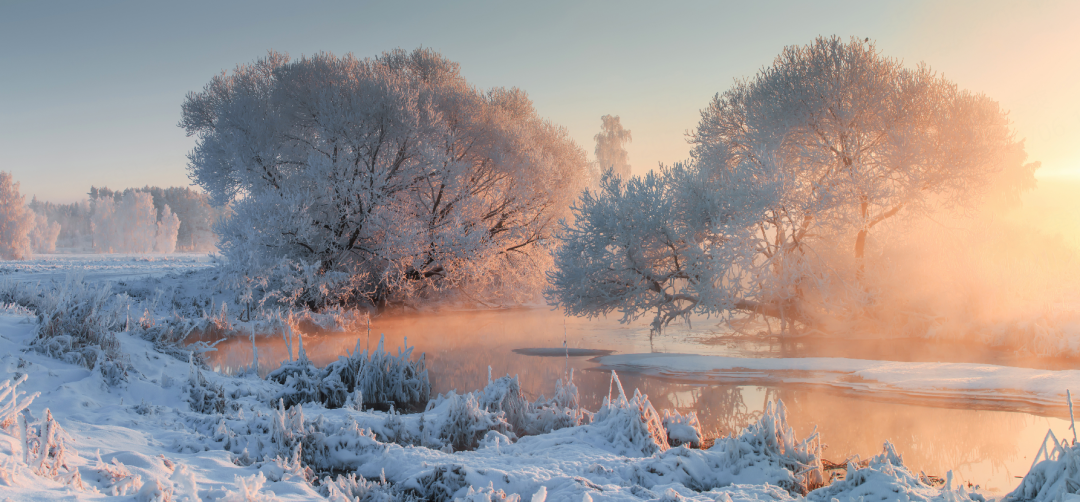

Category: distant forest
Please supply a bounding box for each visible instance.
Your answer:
[28,186,225,253]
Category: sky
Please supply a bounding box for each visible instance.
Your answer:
[1,0,1078,203]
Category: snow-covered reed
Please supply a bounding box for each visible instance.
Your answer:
[267,333,431,412]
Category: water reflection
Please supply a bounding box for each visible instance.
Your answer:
[200,308,1074,493]
[619,375,1065,493]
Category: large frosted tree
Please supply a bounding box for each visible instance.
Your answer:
[548,37,1038,333]
[182,49,590,309]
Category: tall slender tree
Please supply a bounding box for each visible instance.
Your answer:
[594,115,632,180]
[0,172,34,260]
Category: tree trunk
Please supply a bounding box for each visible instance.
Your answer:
[854,228,867,279]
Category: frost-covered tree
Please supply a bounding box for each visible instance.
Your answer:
[549,36,1038,332]
[91,191,171,253]
[594,115,632,180]
[0,172,34,260]
[181,49,590,309]
[29,213,61,254]
[154,205,181,253]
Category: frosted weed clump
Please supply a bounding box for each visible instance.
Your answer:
[2,276,132,386]
[268,334,430,412]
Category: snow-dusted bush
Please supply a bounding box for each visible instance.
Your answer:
[93,453,144,496]
[480,371,586,437]
[182,48,591,310]
[342,335,429,411]
[185,354,229,414]
[434,391,514,452]
[266,357,323,410]
[401,464,470,501]
[30,277,129,386]
[805,442,973,501]
[587,372,669,456]
[477,374,530,436]
[136,314,201,363]
[725,400,823,494]
[661,408,702,448]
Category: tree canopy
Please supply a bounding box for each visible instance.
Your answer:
[182,49,591,310]
[548,37,1038,333]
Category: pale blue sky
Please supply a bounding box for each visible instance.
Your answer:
[2,1,1077,202]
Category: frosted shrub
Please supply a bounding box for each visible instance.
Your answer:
[459,484,523,501]
[31,276,129,385]
[185,354,228,414]
[320,473,396,502]
[266,358,323,409]
[436,392,514,452]
[805,442,955,501]
[136,315,201,363]
[525,371,588,436]
[589,376,669,456]
[479,374,531,436]
[302,420,385,474]
[402,464,469,501]
[661,409,702,448]
[729,400,823,494]
[479,370,586,437]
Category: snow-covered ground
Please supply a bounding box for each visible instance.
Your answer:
[0,253,213,283]
[0,254,1074,500]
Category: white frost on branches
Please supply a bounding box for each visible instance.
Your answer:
[0,171,35,260]
[594,114,632,180]
[550,36,1037,333]
[90,191,180,254]
[181,49,590,309]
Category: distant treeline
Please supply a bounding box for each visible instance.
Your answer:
[29,186,226,253]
